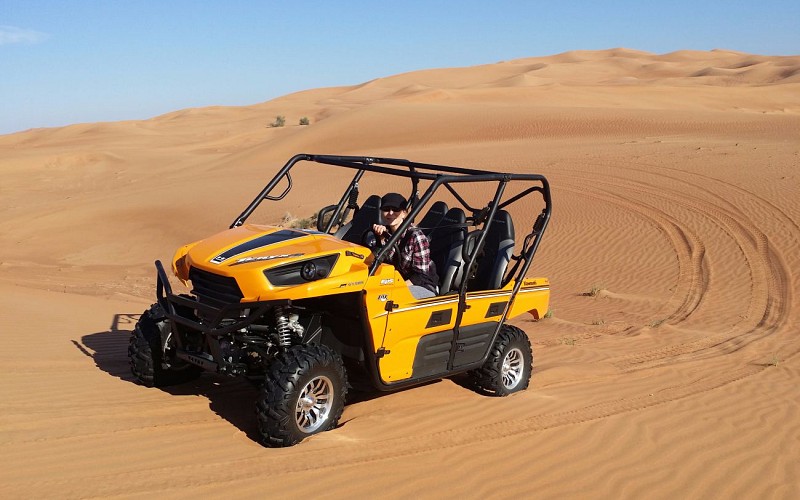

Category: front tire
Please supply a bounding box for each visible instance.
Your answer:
[257,345,348,447]
[128,303,202,387]
[468,325,532,396]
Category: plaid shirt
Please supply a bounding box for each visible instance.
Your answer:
[385,226,437,290]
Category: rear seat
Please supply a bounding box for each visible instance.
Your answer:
[470,210,515,290]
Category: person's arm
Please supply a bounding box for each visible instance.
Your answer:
[372,223,397,260]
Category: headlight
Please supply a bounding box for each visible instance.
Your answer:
[300,261,318,281]
[265,255,339,286]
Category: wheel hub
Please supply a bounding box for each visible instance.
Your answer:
[299,395,316,411]
[501,348,524,389]
[295,375,334,433]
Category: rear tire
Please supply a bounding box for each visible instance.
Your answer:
[257,344,347,447]
[468,325,532,396]
[128,303,202,387]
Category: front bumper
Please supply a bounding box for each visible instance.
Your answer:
[155,260,284,339]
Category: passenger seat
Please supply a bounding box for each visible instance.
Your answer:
[336,195,382,243]
[417,201,448,237]
[428,207,466,294]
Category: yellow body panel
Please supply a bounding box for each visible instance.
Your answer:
[364,274,550,383]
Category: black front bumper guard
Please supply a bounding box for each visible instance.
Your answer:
[155,260,286,373]
[155,260,285,338]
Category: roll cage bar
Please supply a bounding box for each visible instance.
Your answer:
[230,154,551,329]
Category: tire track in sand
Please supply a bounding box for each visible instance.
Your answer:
[16,361,765,498]
[553,160,795,371]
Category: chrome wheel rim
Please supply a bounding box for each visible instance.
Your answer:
[296,375,334,433]
[501,348,524,389]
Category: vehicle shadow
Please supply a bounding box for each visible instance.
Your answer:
[77,313,261,442]
[73,313,140,383]
[77,314,446,443]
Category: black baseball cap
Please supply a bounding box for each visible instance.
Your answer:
[380,193,407,210]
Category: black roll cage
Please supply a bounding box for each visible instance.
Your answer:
[232,154,550,275]
[229,154,551,344]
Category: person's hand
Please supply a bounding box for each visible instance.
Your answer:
[372,224,388,240]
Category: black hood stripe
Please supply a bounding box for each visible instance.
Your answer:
[211,229,306,264]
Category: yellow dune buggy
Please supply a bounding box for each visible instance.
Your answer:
[129,154,552,446]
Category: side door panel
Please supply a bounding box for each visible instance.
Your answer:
[410,329,454,379]
[361,267,397,364]
[379,288,459,383]
[451,322,497,368]
[372,277,550,384]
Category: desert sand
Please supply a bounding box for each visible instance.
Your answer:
[1,48,799,498]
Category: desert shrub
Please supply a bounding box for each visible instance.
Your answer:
[270,115,286,127]
[279,212,293,226]
[278,212,318,229]
[291,214,318,229]
[582,284,603,297]
[299,116,310,125]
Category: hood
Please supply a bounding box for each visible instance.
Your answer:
[194,225,316,266]
[172,224,373,302]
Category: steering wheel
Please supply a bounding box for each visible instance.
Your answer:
[362,229,382,250]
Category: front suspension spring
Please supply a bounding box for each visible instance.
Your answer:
[274,306,293,347]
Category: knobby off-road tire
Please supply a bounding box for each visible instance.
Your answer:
[257,344,348,447]
[468,324,533,396]
[128,303,202,387]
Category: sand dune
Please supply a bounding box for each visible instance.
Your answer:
[1,49,799,498]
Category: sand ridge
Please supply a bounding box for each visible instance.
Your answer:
[1,49,799,498]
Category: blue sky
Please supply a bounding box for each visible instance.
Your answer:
[2,0,798,134]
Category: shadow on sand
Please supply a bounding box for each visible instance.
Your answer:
[76,313,262,441]
[75,313,405,443]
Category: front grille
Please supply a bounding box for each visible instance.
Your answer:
[189,267,244,307]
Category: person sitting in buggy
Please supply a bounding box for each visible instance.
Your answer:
[372,192,439,299]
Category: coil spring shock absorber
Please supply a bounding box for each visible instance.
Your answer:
[274,306,293,347]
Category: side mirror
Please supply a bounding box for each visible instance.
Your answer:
[316,205,338,232]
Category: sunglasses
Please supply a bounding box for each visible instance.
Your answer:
[381,206,402,213]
